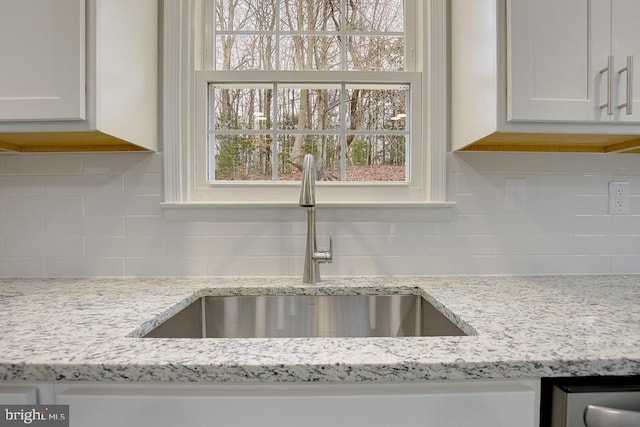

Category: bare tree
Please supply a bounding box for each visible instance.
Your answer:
[214,0,406,182]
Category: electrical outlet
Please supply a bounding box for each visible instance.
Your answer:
[505,178,527,212]
[609,181,630,214]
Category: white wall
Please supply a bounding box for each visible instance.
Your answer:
[0,151,638,277]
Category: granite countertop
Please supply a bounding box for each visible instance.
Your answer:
[0,276,639,383]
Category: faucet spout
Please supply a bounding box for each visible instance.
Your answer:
[299,154,332,284]
[299,154,315,207]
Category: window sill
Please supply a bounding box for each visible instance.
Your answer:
[160,201,456,222]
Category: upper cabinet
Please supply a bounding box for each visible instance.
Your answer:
[452,0,640,153]
[0,0,157,152]
[509,0,640,123]
[0,0,85,122]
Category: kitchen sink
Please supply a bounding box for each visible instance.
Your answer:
[143,294,467,338]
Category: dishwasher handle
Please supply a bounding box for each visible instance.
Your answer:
[584,404,640,427]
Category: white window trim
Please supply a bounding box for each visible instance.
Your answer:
[161,0,453,221]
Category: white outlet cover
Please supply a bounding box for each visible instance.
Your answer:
[609,181,630,214]
[505,178,527,212]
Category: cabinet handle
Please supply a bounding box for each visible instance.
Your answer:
[584,404,640,427]
[600,56,614,115]
[617,55,633,115]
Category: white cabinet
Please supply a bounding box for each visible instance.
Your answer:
[509,0,640,123]
[0,0,157,152]
[451,0,640,152]
[56,380,540,427]
[611,0,640,122]
[0,0,85,122]
[0,386,37,404]
[0,383,55,404]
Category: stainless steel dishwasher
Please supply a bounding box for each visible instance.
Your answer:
[543,377,640,427]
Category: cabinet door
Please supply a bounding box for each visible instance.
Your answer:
[0,386,37,404]
[0,0,85,121]
[508,0,610,122]
[58,382,538,427]
[612,0,640,122]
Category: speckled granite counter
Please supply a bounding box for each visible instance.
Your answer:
[0,276,638,383]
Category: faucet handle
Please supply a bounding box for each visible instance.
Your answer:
[326,236,333,263]
[314,236,333,264]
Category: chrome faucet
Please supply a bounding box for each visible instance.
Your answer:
[299,154,332,284]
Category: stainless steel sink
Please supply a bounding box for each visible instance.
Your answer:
[143,294,466,338]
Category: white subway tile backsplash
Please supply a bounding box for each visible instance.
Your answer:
[206,256,291,276]
[573,215,613,235]
[531,194,575,215]
[3,154,82,175]
[85,237,165,257]
[535,174,610,196]
[609,236,640,255]
[611,255,640,274]
[533,255,611,275]
[574,195,609,215]
[84,194,162,216]
[82,153,159,175]
[452,255,535,275]
[6,236,83,257]
[161,219,211,236]
[5,196,84,217]
[0,151,639,277]
[45,257,124,277]
[45,217,125,237]
[612,215,640,235]
[0,258,44,277]
[573,235,613,255]
[124,215,164,236]
[45,175,124,196]
[0,176,44,196]
[0,217,45,237]
[495,235,573,255]
[210,221,292,236]
[124,173,162,196]
[125,256,208,277]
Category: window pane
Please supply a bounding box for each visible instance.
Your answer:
[215,1,276,32]
[346,36,404,71]
[278,35,340,71]
[213,134,273,181]
[277,85,341,130]
[210,85,273,130]
[279,0,340,32]
[346,85,408,131]
[278,135,340,181]
[216,35,276,70]
[345,0,405,33]
[213,1,406,71]
[346,135,406,181]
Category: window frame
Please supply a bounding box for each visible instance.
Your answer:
[161,0,452,220]
[195,70,421,203]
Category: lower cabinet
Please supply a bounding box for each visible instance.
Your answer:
[0,383,55,404]
[54,379,540,427]
[0,386,37,404]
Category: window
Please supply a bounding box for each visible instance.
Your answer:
[205,79,413,183]
[163,0,450,216]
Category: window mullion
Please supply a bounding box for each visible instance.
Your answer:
[272,82,278,181]
[340,0,346,71]
[275,2,281,71]
[340,82,346,181]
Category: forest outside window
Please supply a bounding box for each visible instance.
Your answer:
[208,81,411,182]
